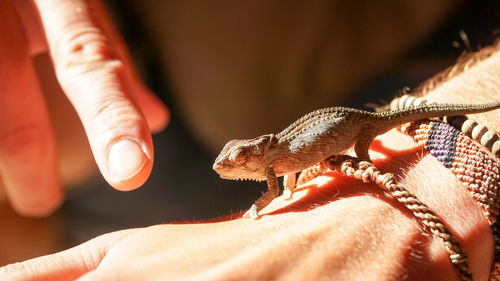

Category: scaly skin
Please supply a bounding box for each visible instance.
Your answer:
[213,102,500,218]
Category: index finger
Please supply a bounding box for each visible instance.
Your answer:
[33,0,154,190]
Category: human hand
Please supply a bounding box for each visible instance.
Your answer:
[0,129,493,280]
[0,0,168,216]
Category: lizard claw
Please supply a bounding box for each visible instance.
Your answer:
[283,173,296,200]
[242,204,259,219]
[283,189,294,200]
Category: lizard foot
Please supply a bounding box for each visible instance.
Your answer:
[283,189,294,200]
[283,173,296,200]
[242,204,260,219]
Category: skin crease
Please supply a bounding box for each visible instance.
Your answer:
[1,48,500,280]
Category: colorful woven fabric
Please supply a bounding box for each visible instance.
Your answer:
[389,94,500,160]
[403,119,500,280]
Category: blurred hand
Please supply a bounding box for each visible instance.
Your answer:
[0,0,169,216]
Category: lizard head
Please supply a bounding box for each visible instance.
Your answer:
[213,134,277,181]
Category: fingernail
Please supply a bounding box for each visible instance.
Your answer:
[107,139,148,182]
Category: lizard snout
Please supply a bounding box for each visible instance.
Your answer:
[212,162,222,171]
[213,160,228,174]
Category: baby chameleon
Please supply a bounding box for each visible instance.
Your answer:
[213,101,500,218]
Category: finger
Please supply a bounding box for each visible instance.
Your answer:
[14,0,168,133]
[20,0,169,132]
[76,269,120,281]
[0,1,62,216]
[14,0,48,55]
[129,76,170,133]
[86,0,169,133]
[76,264,146,281]
[0,229,136,280]
[33,0,155,190]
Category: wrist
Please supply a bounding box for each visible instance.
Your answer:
[374,129,493,280]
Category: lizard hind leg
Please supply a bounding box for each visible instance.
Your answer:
[354,125,379,161]
[296,162,330,186]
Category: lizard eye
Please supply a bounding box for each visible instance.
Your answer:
[229,148,248,164]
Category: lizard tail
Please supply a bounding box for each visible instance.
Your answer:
[371,101,500,131]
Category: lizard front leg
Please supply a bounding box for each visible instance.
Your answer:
[243,166,279,219]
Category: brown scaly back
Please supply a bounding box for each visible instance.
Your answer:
[275,107,371,141]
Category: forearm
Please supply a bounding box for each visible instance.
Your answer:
[421,42,500,129]
[369,130,492,281]
[409,43,500,280]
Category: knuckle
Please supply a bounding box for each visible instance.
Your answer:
[91,95,136,125]
[0,123,48,160]
[0,262,30,278]
[53,26,122,73]
[92,95,119,120]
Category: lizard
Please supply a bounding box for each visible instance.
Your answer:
[213,101,500,219]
